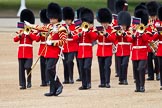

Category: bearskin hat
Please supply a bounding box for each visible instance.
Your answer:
[46,2,62,22]
[63,7,75,21]
[146,1,159,16]
[115,0,128,14]
[135,3,147,12]
[117,11,131,27]
[97,8,112,23]
[134,9,149,26]
[76,7,85,19]
[80,8,94,24]
[20,9,35,24]
[158,6,162,21]
[39,9,50,24]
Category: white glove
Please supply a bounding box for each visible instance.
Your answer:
[24,21,33,27]
[46,40,53,45]
[52,26,58,33]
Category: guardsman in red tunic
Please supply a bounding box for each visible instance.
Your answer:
[62,7,78,84]
[26,3,67,96]
[73,8,98,90]
[13,9,36,90]
[128,9,150,92]
[115,11,132,85]
[35,9,50,86]
[152,6,162,90]
[133,2,148,83]
[96,8,116,88]
[114,0,128,77]
[75,7,85,81]
[146,1,160,81]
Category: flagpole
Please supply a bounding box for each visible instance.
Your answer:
[17,0,26,17]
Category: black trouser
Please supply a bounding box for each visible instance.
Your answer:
[132,60,147,90]
[148,52,159,78]
[117,56,129,81]
[46,58,61,93]
[63,52,75,82]
[18,58,32,86]
[78,58,92,88]
[75,52,82,80]
[98,56,112,85]
[158,57,162,86]
[40,56,49,84]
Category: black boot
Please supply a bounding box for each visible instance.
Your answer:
[160,87,162,90]
[105,83,111,88]
[20,86,26,90]
[54,85,63,96]
[98,84,105,88]
[27,82,32,88]
[44,92,55,96]
[147,77,154,81]
[156,73,160,81]
[140,86,145,92]
[119,80,124,85]
[123,80,128,85]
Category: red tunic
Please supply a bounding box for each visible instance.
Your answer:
[115,30,132,56]
[35,33,46,56]
[62,24,78,53]
[73,27,98,58]
[13,31,36,58]
[96,26,116,57]
[152,21,162,56]
[43,23,67,58]
[127,32,150,60]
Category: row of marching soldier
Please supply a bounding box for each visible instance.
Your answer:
[13,0,162,96]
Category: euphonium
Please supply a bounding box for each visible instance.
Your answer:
[136,24,145,34]
[81,22,89,32]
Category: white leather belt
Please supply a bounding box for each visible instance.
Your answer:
[118,42,131,45]
[40,42,46,44]
[19,44,32,47]
[98,42,112,46]
[79,43,92,46]
[66,38,73,41]
[132,46,147,49]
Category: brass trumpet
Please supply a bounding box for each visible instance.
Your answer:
[81,22,89,32]
[24,26,32,35]
[136,24,146,34]
[116,30,123,36]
